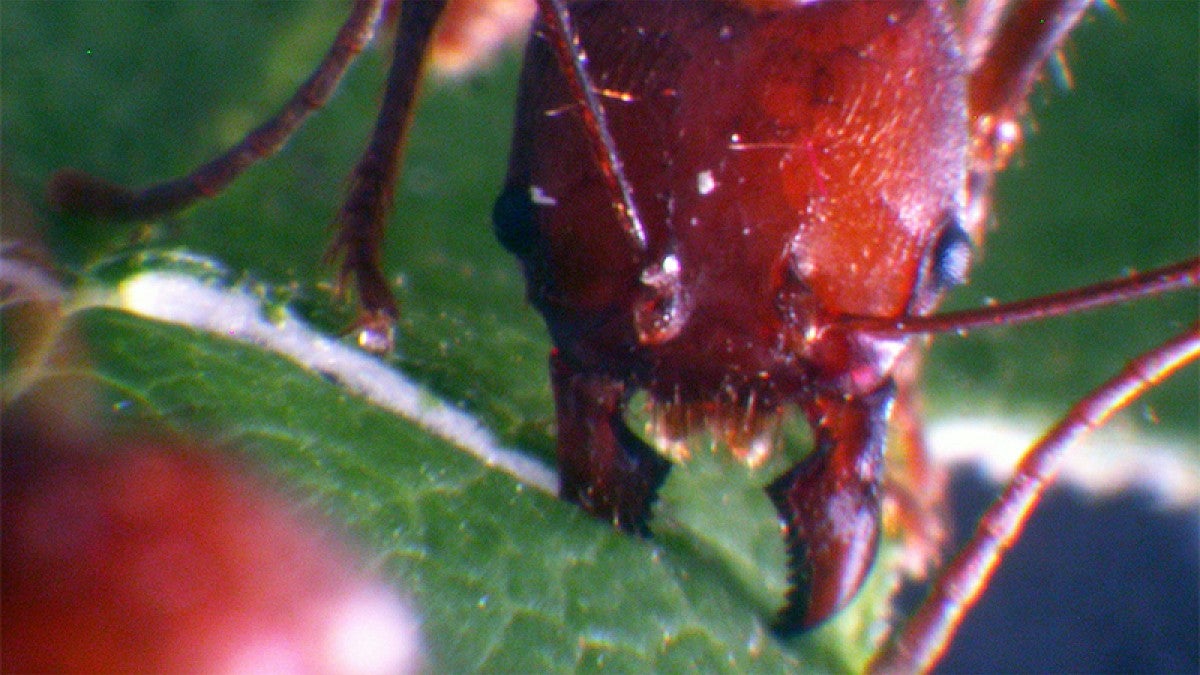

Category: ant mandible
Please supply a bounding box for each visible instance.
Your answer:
[47,1,1199,670]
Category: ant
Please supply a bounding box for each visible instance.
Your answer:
[37,0,1198,670]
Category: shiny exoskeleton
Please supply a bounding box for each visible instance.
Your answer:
[495,0,975,630]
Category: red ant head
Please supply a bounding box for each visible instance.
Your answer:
[495,0,984,628]
[498,0,973,426]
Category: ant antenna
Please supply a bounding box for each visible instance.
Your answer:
[870,324,1200,672]
[535,0,649,251]
[47,0,386,221]
[842,257,1199,337]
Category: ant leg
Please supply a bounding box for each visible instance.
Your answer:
[550,352,671,537]
[870,326,1200,673]
[767,380,896,634]
[326,0,448,347]
[883,352,948,580]
[48,0,387,221]
[966,0,1090,167]
[961,0,1090,237]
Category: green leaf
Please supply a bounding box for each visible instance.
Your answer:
[6,268,894,671]
[70,303,792,672]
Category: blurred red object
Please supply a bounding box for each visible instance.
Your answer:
[2,415,422,674]
[429,0,534,76]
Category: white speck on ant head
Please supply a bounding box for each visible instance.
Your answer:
[529,185,557,206]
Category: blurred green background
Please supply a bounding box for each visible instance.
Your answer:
[930,0,1199,439]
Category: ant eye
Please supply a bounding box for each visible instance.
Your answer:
[493,183,538,259]
[928,213,973,293]
[908,212,973,315]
